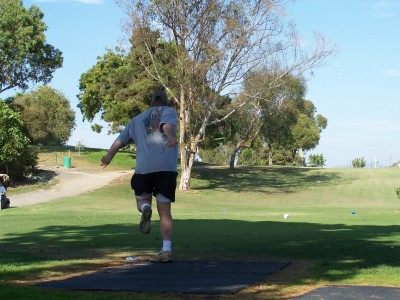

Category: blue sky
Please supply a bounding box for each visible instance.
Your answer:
[7,0,400,168]
[287,0,400,167]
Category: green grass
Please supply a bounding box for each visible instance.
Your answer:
[1,148,400,299]
[36,145,136,170]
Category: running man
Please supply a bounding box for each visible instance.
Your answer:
[101,90,178,262]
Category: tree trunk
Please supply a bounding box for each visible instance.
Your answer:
[298,148,305,166]
[291,148,297,165]
[178,87,190,190]
[179,167,191,190]
[268,147,273,166]
[229,146,241,170]
[177,86,203,190]
[179,146,196,190]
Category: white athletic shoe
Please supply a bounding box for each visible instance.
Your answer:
[139,205,152,234]
[149,249,173,263]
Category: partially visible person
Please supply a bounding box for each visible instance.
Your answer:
[0,178,6,195]
[101,90,178,263]
[0,177,10,209]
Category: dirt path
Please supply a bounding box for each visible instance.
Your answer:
[9,167,133,207]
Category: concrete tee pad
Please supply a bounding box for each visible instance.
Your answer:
[39,261,289,294]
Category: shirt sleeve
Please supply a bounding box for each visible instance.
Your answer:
[160,107,177,126]
[117,119,134,145]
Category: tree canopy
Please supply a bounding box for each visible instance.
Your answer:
[308,154,326,167]
[0,0,63,94]
[77,47,166,134]
[12,86,76,145]
[288,100,327,160]
[0,100,36,178]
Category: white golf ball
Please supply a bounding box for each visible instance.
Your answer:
[283,213,289,219]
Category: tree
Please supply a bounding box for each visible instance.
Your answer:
[111,0,335,189]
[352,157,366,168]
[0,100,37,178]
[237,71,305,167]
[234,73,327,167]
[308,154,326,167]
[226,99,263,169]
[0,0,63,94]
[288,99,327,163]
[12,86,76,145]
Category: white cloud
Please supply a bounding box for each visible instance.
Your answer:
[337,120,400,133]
[372,0,400,18]
[33,0,103,5]
[375,0,390,8]
[383,69,400,77]
[75,0,103,4]
[376,10,393,17]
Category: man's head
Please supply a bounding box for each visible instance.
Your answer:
[151,90,168,106]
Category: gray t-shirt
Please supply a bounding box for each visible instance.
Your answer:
[117,106,178,174]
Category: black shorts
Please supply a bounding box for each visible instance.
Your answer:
[131,171,178,202]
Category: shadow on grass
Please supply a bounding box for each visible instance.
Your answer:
[192,166,348,193]
[1,219,400,283]
[9,170,58,192]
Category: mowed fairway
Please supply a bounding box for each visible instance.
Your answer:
[1,162,400,299]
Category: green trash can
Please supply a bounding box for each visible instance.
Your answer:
[63,157,71,168]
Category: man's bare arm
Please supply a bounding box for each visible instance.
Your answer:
[161,123,177,147]
[101,139,125,168]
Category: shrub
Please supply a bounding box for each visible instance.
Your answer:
[308,154,326,167]
[238,148,255,165]
[199,144,232,165]
[395,187,400,199]
[352,157,366,168]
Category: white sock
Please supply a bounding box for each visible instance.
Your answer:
[162,240,172,252]
[140,203,150,213]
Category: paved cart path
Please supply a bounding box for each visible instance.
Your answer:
[9,167,132,207]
